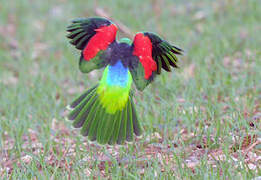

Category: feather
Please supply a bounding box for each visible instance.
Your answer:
[80,99,100,136]
[130,97,142,136]
[100,112,117,144]
[168,51,179,62]
[117,104,128,144]
[108,110,122,145]
[159,55,170,72]
[171,45,183,54]
[87,106,105,141]
[68,90,96,120]
[76,35,92,50]
[70,85,97,108]
[67,29,84,39]
[126,99,134,141]
[163,53,175,71]
[96,109,109,143]
[67,24,82,32]
[155,55,162,74]
[69,32,88,45]
[166,53,178,68]
[72,94,98,128]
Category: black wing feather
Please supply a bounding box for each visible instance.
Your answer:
[144,32,183,74]
[66,17,111,50]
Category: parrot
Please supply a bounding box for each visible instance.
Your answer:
[66,17,182,145]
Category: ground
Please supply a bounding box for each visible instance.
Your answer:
[0,0,260,179]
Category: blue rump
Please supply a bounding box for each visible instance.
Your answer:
[107,60,129,87]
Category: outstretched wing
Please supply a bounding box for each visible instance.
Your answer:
[67,17,118,73]
[130,32,182,91]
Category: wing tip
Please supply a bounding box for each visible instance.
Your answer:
[171,45,183,55]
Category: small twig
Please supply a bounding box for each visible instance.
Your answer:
[244,139,261,156]
[95,7,134,38]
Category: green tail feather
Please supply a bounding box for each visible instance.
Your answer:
[67,87,96,120]
[117,105,128,144]
[72,94,97,128]
[67,86,142,145]
[126,99,134,141]
[108,111,122,145]
[87,107,105,141]
[130,97,143,136]
[98,113,115,144]
[80,99,100,136]
[69,85,98,108]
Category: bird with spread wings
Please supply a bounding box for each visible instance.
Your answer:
[66,17,183,145]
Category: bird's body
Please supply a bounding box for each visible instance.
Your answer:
[98,60,132,113]
[66,17,182,145]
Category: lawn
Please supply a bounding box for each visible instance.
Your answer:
[0,0,260,179]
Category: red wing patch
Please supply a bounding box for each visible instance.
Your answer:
[83,24,118,61]
[133,33,157,79]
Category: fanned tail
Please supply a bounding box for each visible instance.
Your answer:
[67,85,142,145]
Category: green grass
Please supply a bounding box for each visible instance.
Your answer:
[0,0,260,179]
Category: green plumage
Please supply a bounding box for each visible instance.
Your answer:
[67,86,142,145]
[129,61,154,91]
[78,51,106,73]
